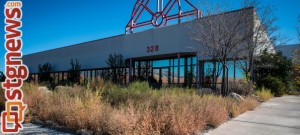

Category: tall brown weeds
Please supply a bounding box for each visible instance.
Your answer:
[22,81,258,134]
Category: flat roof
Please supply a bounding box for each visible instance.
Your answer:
[25,7,254,57]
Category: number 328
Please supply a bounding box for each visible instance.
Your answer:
[147,45,159,53]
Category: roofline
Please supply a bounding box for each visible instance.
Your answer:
[24,34,125,56]
[24,7,255,57]
[198,6,254,20]
[276,44,300,47]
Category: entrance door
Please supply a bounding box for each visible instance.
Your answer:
[152,67,170,86]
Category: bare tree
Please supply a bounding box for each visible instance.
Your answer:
[68,59,81,84]
[237,0,277,81]
[191,0,253,96]
[238,0,293,82]
[38,62,52,83]
[297,15,300,41]
[106,53,125,84]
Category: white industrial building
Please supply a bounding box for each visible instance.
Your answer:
[23,7,272,88]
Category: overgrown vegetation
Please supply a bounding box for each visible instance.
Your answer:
[21,81,259,134]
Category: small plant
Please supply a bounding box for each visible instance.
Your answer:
[256,87,273,102]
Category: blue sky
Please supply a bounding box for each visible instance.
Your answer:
[0,0,299,72]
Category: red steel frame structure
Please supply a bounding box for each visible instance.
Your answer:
[126,0,201,33]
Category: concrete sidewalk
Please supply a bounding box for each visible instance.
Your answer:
[205,96,300,135]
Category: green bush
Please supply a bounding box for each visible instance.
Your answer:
[259,76,286,97]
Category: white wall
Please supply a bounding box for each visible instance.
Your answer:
[24,8,270,73]
[23,20,197,73]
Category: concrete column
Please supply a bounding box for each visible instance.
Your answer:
[129,58,132,82]
[234,60,236,81]
[196,60,199,89]
[184,57,188,87]
[199,61,205,88]
[172,59,175,84]
[138,61,141,76]
[146,61,149,78]
[177,52,180,87]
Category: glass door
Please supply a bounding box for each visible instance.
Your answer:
[152,67,170,86]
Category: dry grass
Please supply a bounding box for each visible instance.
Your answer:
[21,81,259,134]
[227,97,259,118]
[256,88,273,102]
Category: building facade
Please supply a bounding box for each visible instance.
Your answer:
[23,7,272,88]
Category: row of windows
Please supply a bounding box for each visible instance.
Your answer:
[29,57,247,88]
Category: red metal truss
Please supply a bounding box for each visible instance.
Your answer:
[126,0,201,33]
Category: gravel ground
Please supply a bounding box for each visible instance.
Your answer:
[0,122,73,135]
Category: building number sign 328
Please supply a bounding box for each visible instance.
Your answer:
[147,45,159,53]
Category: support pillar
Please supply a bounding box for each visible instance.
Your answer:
[146,61,149,78]
[129,58,132,83]
[172,59,175,84]
[62,72,64,81]
[177,52,180,87]
[234,60,236,81]
[184,57,188,87]
[190,57,193,88]
[138,61,141,76]
[199,61,205,88]
[196,60,199,89]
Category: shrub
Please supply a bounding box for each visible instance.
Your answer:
[0,71,5,82]
[255,50,293,95]
[0,87,5,112]
[256,88,273,102]
[228,80,255,95]
[23,82,259,134]
[259,76,285,97]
